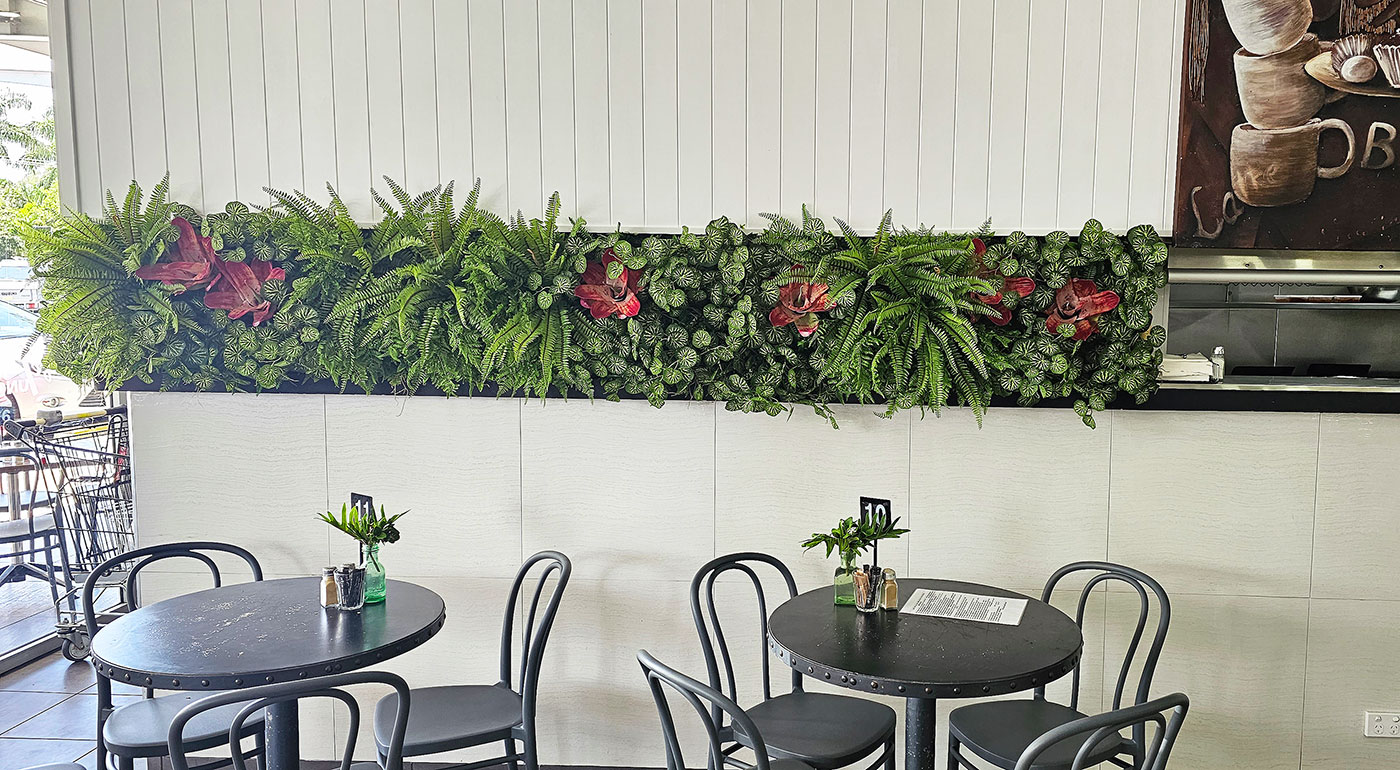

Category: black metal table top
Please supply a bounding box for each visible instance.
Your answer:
[768,578,1082,699]
[91,577,446,691]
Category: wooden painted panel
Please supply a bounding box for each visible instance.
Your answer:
[56,0,1187,235]
[226,1,270,205]
[401,0,442,197]
[88,0,134,203]
[124,0,167,192]
[260,0,303,202]
[330,0,373,220]
[191,0,236,208]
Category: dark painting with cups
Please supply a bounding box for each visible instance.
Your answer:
[1174,0,1400,250]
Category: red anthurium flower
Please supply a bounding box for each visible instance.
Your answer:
[768,264,833,337]
[132,217,218,291]
[203,259,286,326]
[972,237,986,257]
[1046,278,1121,340]
[574,248,642,320]
[974,276,1036,326]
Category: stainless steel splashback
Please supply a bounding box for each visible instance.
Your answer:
[1169,249,1400,286]
[1166,249,1400,378]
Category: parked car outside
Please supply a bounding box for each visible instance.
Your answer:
[0,260,40,311]
[0,301,95,421]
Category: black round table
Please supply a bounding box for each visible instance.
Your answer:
[767,579,1082,770]
[90,577,446,770]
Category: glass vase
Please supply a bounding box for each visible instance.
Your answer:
[361,543,386,605]
[833,551,858,606]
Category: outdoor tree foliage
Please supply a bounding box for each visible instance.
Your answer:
[27,177,1168,427]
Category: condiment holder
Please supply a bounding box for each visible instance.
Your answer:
[332,563,367,611]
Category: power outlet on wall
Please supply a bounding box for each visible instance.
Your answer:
[1364,711,1400,738]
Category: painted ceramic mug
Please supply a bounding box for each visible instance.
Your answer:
[1234,34,1327,129]
[1221,0,1312,55]
[1230,118,1356,207]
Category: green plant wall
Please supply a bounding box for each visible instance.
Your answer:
[28,178,1167,428]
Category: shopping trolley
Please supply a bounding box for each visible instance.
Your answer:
[4,406,133,660]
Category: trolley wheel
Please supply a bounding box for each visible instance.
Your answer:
[61,636,90,662]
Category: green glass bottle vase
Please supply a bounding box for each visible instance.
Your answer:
[362,543,386,604]
[833,551,858,606]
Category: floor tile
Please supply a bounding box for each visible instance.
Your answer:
[0,654,94,694]
[0,738,92,770]
[1,694,136,740]
[0,691,71,734]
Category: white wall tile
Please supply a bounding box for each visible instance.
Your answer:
[130,393,330,575]
[909,409,1110,588]
[323,396,522,577]
[715,405,910,588]
[1107,593,1309,770]
[1302,599,1400,770]
[534,577,709,767]
[1311,414,1400,600]
[1108,411,1318,597]
[520,400,715,583]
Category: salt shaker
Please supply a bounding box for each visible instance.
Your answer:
[319,566,339,608]
[880,568,899,610]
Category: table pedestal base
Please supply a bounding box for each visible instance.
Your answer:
[265,700,300,770]
[906,697,938,770]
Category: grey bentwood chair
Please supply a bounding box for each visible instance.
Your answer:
[638,649,814,770]
[84,541,267,770]
[691,553,896,770]
[1011,693,1189,770]
[948,562,1172,770]
[168,671,413,770]
[372,550,571,770]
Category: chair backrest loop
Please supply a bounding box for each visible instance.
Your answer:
[166,670,411,770]
[82,541,263,642]
[1035,561,1170,713]
[638,649,777,770]
[1014,693,1189,770]
[499,551,571,727]
[689,552,801,729]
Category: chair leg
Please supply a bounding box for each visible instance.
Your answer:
[254,727,266,770]
[504,738,520,770]
[884,736,895,770]
[41,534,61,613]
[116,756,133,770]
[522,730,540,770]
[947,736,961,770]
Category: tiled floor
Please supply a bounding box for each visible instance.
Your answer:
[0,581,59,655]
[0,653,108,770]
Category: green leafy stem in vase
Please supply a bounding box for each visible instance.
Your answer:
[802,515,910,566]
[317,503,408,551]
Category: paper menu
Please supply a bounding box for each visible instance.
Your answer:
[900,588,1028,626]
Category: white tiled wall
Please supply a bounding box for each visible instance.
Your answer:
[128,394,1400,769]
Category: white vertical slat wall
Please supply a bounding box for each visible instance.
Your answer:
[51,0,1185,235]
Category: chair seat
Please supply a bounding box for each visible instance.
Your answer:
[948,699,1128,770]
[103,693,265,758]
[0,513,56,541]
[733,692,895,769]
[0,490,55,509]
[374,684,523,756]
